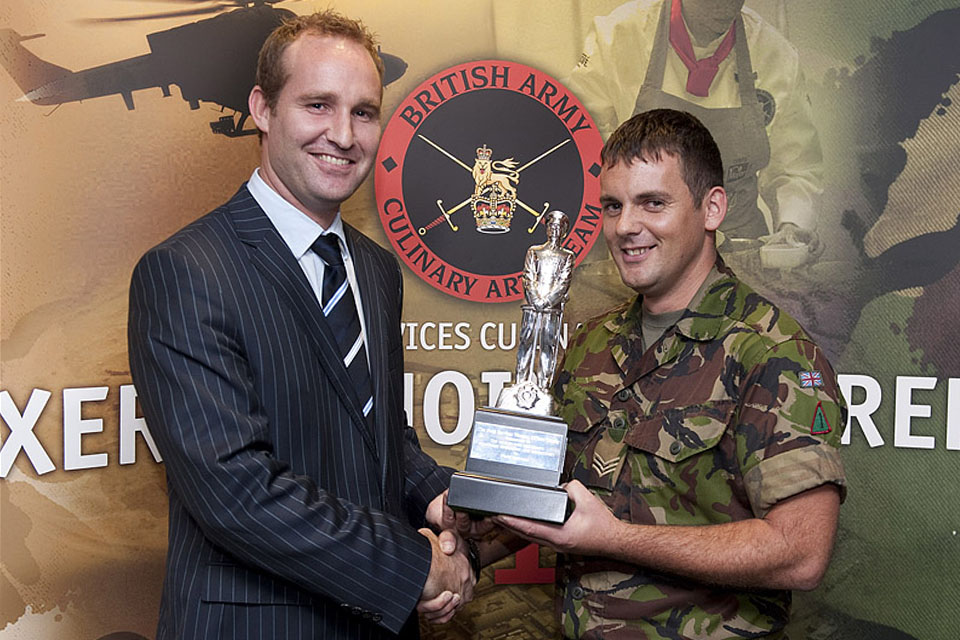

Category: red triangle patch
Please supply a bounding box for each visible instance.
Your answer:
[811,401,832,435]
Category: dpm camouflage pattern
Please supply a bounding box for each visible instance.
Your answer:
[552,263,846,639]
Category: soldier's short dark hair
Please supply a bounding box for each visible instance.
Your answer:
[601,109,723,206]
[256,10,383,112]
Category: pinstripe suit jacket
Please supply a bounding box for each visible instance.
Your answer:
[129,186,452,639]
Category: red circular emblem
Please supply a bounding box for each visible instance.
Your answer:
[375,60,604,303]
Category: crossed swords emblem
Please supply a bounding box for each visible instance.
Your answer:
[416,134,571,235]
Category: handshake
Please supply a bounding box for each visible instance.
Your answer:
[413,480,613,624]
[416,490,497,625]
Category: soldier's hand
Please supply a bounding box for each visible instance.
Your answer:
[494,480,616,555]
[427,489,497,539]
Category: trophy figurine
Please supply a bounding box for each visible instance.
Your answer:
[447,211,575,523]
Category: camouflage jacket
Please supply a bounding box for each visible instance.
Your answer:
[552,263,846,639]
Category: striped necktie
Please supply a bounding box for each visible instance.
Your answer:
[311,234,374,420]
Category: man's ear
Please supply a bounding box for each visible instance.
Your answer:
[702,186,727,232]
[248,85,270,134]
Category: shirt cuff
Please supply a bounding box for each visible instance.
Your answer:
[743,444,846,517]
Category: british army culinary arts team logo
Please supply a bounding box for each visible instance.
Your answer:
[375,60,605,303]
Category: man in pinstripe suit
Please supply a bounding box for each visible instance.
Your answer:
[129,11,474,639]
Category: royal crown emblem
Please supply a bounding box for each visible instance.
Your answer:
[415,134,570,236]
[471,145,519,234]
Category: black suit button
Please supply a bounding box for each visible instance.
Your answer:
[352,606,363,616]
[372,613,383,623]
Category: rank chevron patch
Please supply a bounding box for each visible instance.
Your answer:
[592,454,621,478]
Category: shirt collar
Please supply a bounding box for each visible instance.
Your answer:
[247,168,346,260]
[606,257,737,342]
[674,256,739,341]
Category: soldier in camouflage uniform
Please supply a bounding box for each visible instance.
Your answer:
[496,109,846,639]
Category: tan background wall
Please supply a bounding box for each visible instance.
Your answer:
[2,1,958,639]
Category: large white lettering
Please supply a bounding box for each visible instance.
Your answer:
[404,372,415,427]
[948,378,960,451]
[422,371,474,445]
[5,373,959,477]
[0,389,55,477]
[1,385,162,477]
[838,374,884,447]
[119,384,162,465]
[481,371,512,407]
[63,386,109,470]
[894,376,937,449]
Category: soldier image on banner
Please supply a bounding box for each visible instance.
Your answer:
[566,0,823,257]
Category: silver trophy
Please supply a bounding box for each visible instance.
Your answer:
[447,211,574,523]
[498,211,575,415]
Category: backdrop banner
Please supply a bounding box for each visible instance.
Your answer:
[2,1,958,639]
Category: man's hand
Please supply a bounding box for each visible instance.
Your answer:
[426,490,497,539]
[416,528,475,624]
[762,222,821,253]
[494,480,617,555]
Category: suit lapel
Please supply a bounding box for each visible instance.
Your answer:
[345,225,391,454]
[228,187,378,458]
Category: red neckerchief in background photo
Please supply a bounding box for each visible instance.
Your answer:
[669,0,737,97]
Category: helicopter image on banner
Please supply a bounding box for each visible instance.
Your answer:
[0,0,407,137]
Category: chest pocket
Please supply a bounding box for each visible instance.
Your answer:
[562,379,740,522]
[623,401,735,462]
[623,400,739,525]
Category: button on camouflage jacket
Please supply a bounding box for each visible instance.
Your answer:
[552,262,846,639]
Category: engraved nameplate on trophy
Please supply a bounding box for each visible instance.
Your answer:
[447,211,574,523]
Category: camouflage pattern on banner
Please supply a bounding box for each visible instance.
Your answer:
[1,1,958,639]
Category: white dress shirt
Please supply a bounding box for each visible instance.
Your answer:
[246,168,370,356]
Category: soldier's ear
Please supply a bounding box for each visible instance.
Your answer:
[702,186,727,232]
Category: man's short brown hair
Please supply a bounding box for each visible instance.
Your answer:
[601,109,723,207]
[255,10,383,111]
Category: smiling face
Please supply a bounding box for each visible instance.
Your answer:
[682,0,745,44]
[249,34,382,226]
[600,153,725,313]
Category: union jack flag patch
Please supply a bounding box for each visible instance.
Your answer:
[799,370,823,388]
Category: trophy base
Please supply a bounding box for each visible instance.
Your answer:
[447,407,569,523]
[447,472,570,524]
